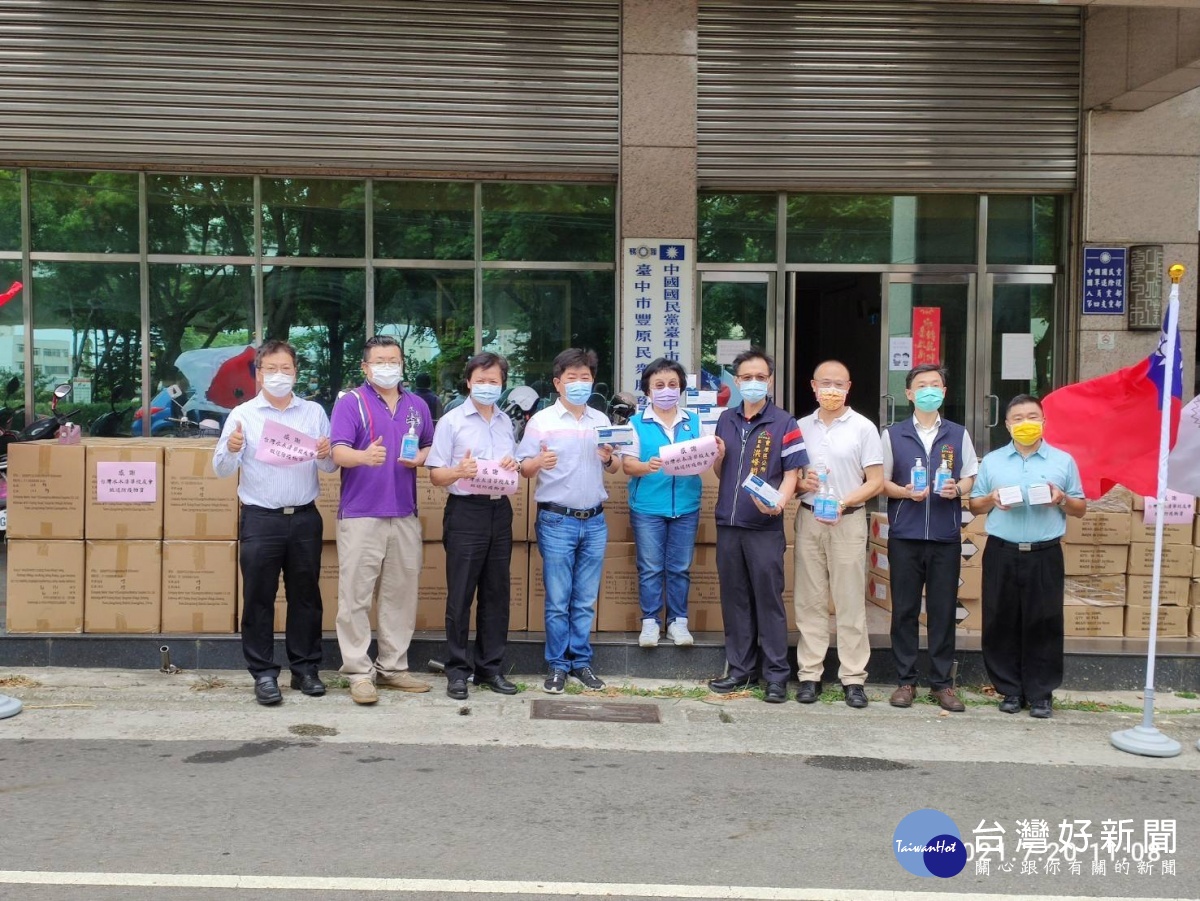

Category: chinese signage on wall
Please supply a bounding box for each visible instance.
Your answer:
[622,239,695,393]
[1083,247,1127,315]
[911,307,942,366]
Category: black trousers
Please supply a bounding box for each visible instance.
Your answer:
[443,494,513,682]
[888,538,961,691]
[239,504,324,679]
[716,525,789,683]
[981,539,1065,701]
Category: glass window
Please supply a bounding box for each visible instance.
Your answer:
[698,193,777,263]
[700,279,768,394]
[0,169,19,251]
[374,181,473,261]
[0,262,23,420]
[482,270,614,401]
[787,194,976,265]
[375,269,474,411]
[148,175,255,256]
[32,262,141,426]
[148,264,255,435]
[261,178,365,258]
[987,195,1062,266]
[263,266,365,410]
[482,183,615,262]
[30,171,140,254]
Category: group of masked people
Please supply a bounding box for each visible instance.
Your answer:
[214,340,1084,719]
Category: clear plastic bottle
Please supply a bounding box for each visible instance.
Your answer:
[400,423,419,461]
[933,459,952,495]
[814,469,839,523]
[911,456,927,493]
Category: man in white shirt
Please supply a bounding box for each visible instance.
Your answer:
[213,340,335,706]
[794,360,884,708]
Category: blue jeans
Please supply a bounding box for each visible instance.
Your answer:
[631,509,698,625]
[535,509,607,672]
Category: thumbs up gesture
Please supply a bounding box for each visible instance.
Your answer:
[457,447,478,480]
[362,435,387,467]
[539,440,558,472]
[226,420,244,453]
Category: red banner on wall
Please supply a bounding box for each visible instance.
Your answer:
[912,307,942,366]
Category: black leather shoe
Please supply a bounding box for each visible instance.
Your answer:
[1029,698,1053,719]
[479,674,518,695]
[764,682,787,704]
[290,673,326,697]
[843,684,868,709]
[254,675,282,706]
[708,675,754,694]
[795,680,822,704]
[998,694,1023,714]
[447,679,469,700]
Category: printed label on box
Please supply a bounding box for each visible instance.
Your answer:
[95,461,157,503]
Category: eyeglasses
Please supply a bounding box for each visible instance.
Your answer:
[260,366,296,376]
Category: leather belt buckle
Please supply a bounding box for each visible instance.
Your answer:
[490,495,501,501]
[1018,542,1032,552]
[573,509,591,519]
[282,506,296,515]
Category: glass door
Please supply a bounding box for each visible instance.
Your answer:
[697,271,773,404]
[881,273,976,434]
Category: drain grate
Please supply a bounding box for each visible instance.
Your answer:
[530,699,662,724]
[805,755,913,772]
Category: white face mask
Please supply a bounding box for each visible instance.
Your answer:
[262,373,295,399]
[369,363,402,390]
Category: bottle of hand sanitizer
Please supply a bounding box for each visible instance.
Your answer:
[814,470,839,523]
[400,423,419,461]
[911,457,928,492]
[934,458,952,495]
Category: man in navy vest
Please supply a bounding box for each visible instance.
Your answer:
[880,363,977,712]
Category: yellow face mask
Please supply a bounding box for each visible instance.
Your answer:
[1010,421,1043,446]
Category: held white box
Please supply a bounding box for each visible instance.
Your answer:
[741,473,783,508]
[1027,483,1053,506]
[998,485,1024,507]
[595,424,636,446]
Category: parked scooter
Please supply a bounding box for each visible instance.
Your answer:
[89,384,136,438]
[0,383,75,539]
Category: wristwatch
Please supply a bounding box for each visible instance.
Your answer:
[1057,495,1068,508]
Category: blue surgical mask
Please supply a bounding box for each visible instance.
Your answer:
[471,384,502,407]
[564,381,593,405]
[739,380,768,403]
[914,386,944,413]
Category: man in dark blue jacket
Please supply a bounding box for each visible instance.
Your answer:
[880,363,977,712]
[710,348,811,703]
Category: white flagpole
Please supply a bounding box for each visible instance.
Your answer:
[1111,264,1185,758]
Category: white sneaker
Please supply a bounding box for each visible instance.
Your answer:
[638,619,660,648]
[667,619,694,646]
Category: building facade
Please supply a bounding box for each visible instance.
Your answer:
[0,0,1197,456]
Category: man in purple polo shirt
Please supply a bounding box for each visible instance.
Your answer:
[330,335,434,705]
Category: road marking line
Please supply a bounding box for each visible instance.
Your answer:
[0,871,1180,900]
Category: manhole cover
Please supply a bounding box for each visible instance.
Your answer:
[805,755,912,772]
[530,700,661,724]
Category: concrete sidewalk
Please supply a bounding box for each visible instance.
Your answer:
[3,667,1199,770]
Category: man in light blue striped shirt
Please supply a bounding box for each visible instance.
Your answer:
[213,340,336,706]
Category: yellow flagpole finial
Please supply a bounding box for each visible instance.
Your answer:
[1169,264,1186,284]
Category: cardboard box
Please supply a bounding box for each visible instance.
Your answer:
[1123,605,1189,639]
[413,542,529,633]
[1063,605,1124,638]
[676,544,797,635]
[920,596,982,631]
[865,573,891,611]
[961,508,987,536]
[869,512,889,546]
[1063,574,1126,607]
[161,541,238,632]
[84,540,162,633]
[1128,511,1192,546]
[1062,544,1128,576]
[315,468,341,541]
[5,539,85,632]
[956,566,983,600]
[6,442,86,539]
[1127,543,1193,578]
[1191,607,1200,638]
[960,534,986,568]
[163,445,239,540]
[85,445,164,540]
[1065,512,1132,545]
[1125,574,1190,607]
[1192,553,1200,580]
[868,543,890,579]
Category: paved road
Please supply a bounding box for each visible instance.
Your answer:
[1,669,1199,900]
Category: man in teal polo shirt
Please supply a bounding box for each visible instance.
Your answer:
[969,394,1085,719]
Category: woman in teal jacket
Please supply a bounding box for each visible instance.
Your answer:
[621,357,704,648]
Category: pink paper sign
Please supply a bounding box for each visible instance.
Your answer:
[1143,491,1195,525]
[255,418,319,466]
[96,461,157,503]
[461,460,519,496]
[660,435,718,476]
